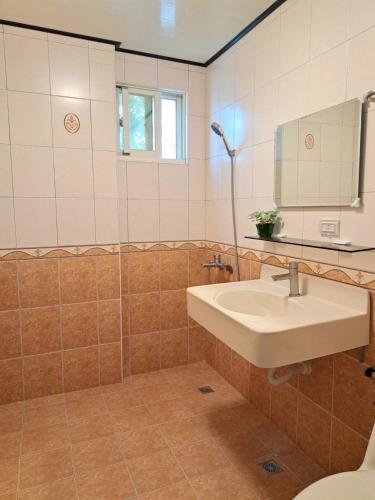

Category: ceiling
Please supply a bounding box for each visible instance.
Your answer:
[0,0,275,63]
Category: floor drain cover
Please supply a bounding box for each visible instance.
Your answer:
[259,459,283,475]
[198,386,214,394]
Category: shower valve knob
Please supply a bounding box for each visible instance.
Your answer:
[364,366,375,380]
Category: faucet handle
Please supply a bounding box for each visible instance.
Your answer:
[289,261,298,270]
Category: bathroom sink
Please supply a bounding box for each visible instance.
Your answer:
[187,265,370,368]
[214,289,301,316]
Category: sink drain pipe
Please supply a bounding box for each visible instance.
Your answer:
[267,362,312,386]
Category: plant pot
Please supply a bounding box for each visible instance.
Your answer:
[256,223,275,238]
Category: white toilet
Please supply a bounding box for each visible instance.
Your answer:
[295,425,375,500]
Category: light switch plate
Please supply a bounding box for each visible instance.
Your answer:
[320,219,340,237]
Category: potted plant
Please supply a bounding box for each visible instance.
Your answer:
[248,210,280,238]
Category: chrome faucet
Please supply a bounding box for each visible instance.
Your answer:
[203,254,233,274]
[271,261,300,297]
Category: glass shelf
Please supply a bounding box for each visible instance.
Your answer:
[244,235,375,253]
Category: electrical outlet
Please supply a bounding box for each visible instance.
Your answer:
[320,219,340,237]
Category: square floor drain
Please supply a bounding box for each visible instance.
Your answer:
[198,385,215,394]
[259,459,283,475]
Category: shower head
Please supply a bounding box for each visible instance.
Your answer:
[210,121,235,157]
[211,122,224,137]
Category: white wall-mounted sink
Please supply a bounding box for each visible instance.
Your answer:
[187,265,370,368]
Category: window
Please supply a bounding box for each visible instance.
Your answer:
[117,86,186,162]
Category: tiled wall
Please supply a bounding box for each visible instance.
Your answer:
[115,52,206,243]
[0,25,207,248]
[0,25,118,248]
[0,244,210,403]
[120,246,209,376]
[0,24,207,402]
[206,0,375,272]
[0,252,122,404]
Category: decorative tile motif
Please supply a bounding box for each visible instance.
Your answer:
[304,133,315,149]
[63,113,80,134]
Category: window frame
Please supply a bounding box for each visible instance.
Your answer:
[117,84,187,164]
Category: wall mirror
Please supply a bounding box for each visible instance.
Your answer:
[274,98,362,208]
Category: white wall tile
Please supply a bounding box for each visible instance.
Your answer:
[91,100,116,151]
[188,115,206,159]
[118,198,128,242]
[206,199,234,244]
[254,16,280,89]
[51,96,91,149]
[56,197,95,245]
[89,49,115,102]
[189,200,205,240]
[8,91,52,146]
[0,34,6,90]
[88,41,113,52]
[347,26,375,99]
[128,199,159,242]
[158,64,188,91]
[115,53,125,83]
[11,145,55,197]
[235,197,254,247]
[234,146,253,199]
[279,0,311,75]
[234,34,255,101]
[340,192,375,246]
[308,44,347,113]
[234,94,254,150]
[0,144,12,196]
[188,70,206,117]
[4,26,46,39]
[95,198,119,244]
[127,161,158,199]
[277,64,309,124]
[49,42,90,99]
[310,0,348,58]
[117,160,127,199]
[48,33,88,47]
[160,200,188,241]
[348,0,375,38]
[0,90,9,143]
[0,197,16,247]
[253,81,278,145]
[206,65,220,116]
[93,150,118,198]
[14,197,57,247]
[124,58,158,87]
[4,34,50,93]
[188,159,205,201]
[278,207,304,239]
[252,141,275,198]
[217,52,235,110]
[54,148,93,197]
[159,164,188,200]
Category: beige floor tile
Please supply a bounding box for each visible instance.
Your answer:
[127,449,184,494]
[77,463,135,499]
[72,435,123,474]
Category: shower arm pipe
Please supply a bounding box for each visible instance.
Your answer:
[210,121,240,281]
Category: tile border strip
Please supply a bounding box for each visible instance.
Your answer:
[1,239,374,291]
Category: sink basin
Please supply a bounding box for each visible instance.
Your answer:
[187,264,370,368]
[214,289,301,316]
